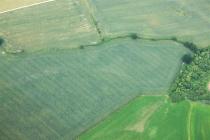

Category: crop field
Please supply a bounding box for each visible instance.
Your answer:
[0,0,99,52]
[0,0,46,12]
[191,103,210,140]
[89,0,210,47]
[79,96,210,140]
[0,38,189,140]
[0,0,209,140]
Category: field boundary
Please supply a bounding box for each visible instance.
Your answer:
[0,0,56,15]
[80,33,199,53]
[80,0,103,39]
[187,103,193,140]
[76,95,165,139]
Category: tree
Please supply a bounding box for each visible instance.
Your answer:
[170,46,210,103]
[130,33,138,40]
[0,37,4,47]
[79,45,85,49]
[182,42,198,53]
[171,37,178,41]
[182,54,193,64]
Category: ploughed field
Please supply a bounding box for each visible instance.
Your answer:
[0,39,189,139]
[90,0,210,47]
[0,0,99,52]
[0,0,210,140]
[0,0,46,12]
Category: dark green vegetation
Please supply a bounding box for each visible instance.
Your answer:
[182,42,198,53]
[130,33,138,40]
[181,54,193,64]
[79,96,210,140]
[0,37,4,47]
[170,46,210,102]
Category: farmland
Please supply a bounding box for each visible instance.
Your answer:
[0,0,210,140]
[0,0,99,52]
[79,96,210,140]
[0,38,189,140]
[89,0,210,47]
[191,103,210,140]
[0,0,46,13]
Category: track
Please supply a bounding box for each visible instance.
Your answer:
[187,103,193,140]
[0,0,56,15]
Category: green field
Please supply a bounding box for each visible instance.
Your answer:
[89,0,210,47]
[0,39,189,140]
[0,0,210,140]
[191,103,210,140]
[0,0,99,52]
[79,96,210,140]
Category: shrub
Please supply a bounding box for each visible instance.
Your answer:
[79,45,85,49]
[130,33,138,40]
[0,37,4,47]
[101,38,105,42]
[182,42,198,53]
[171,37,178,41]
[169,92,185,102]
[182,54,193,64]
